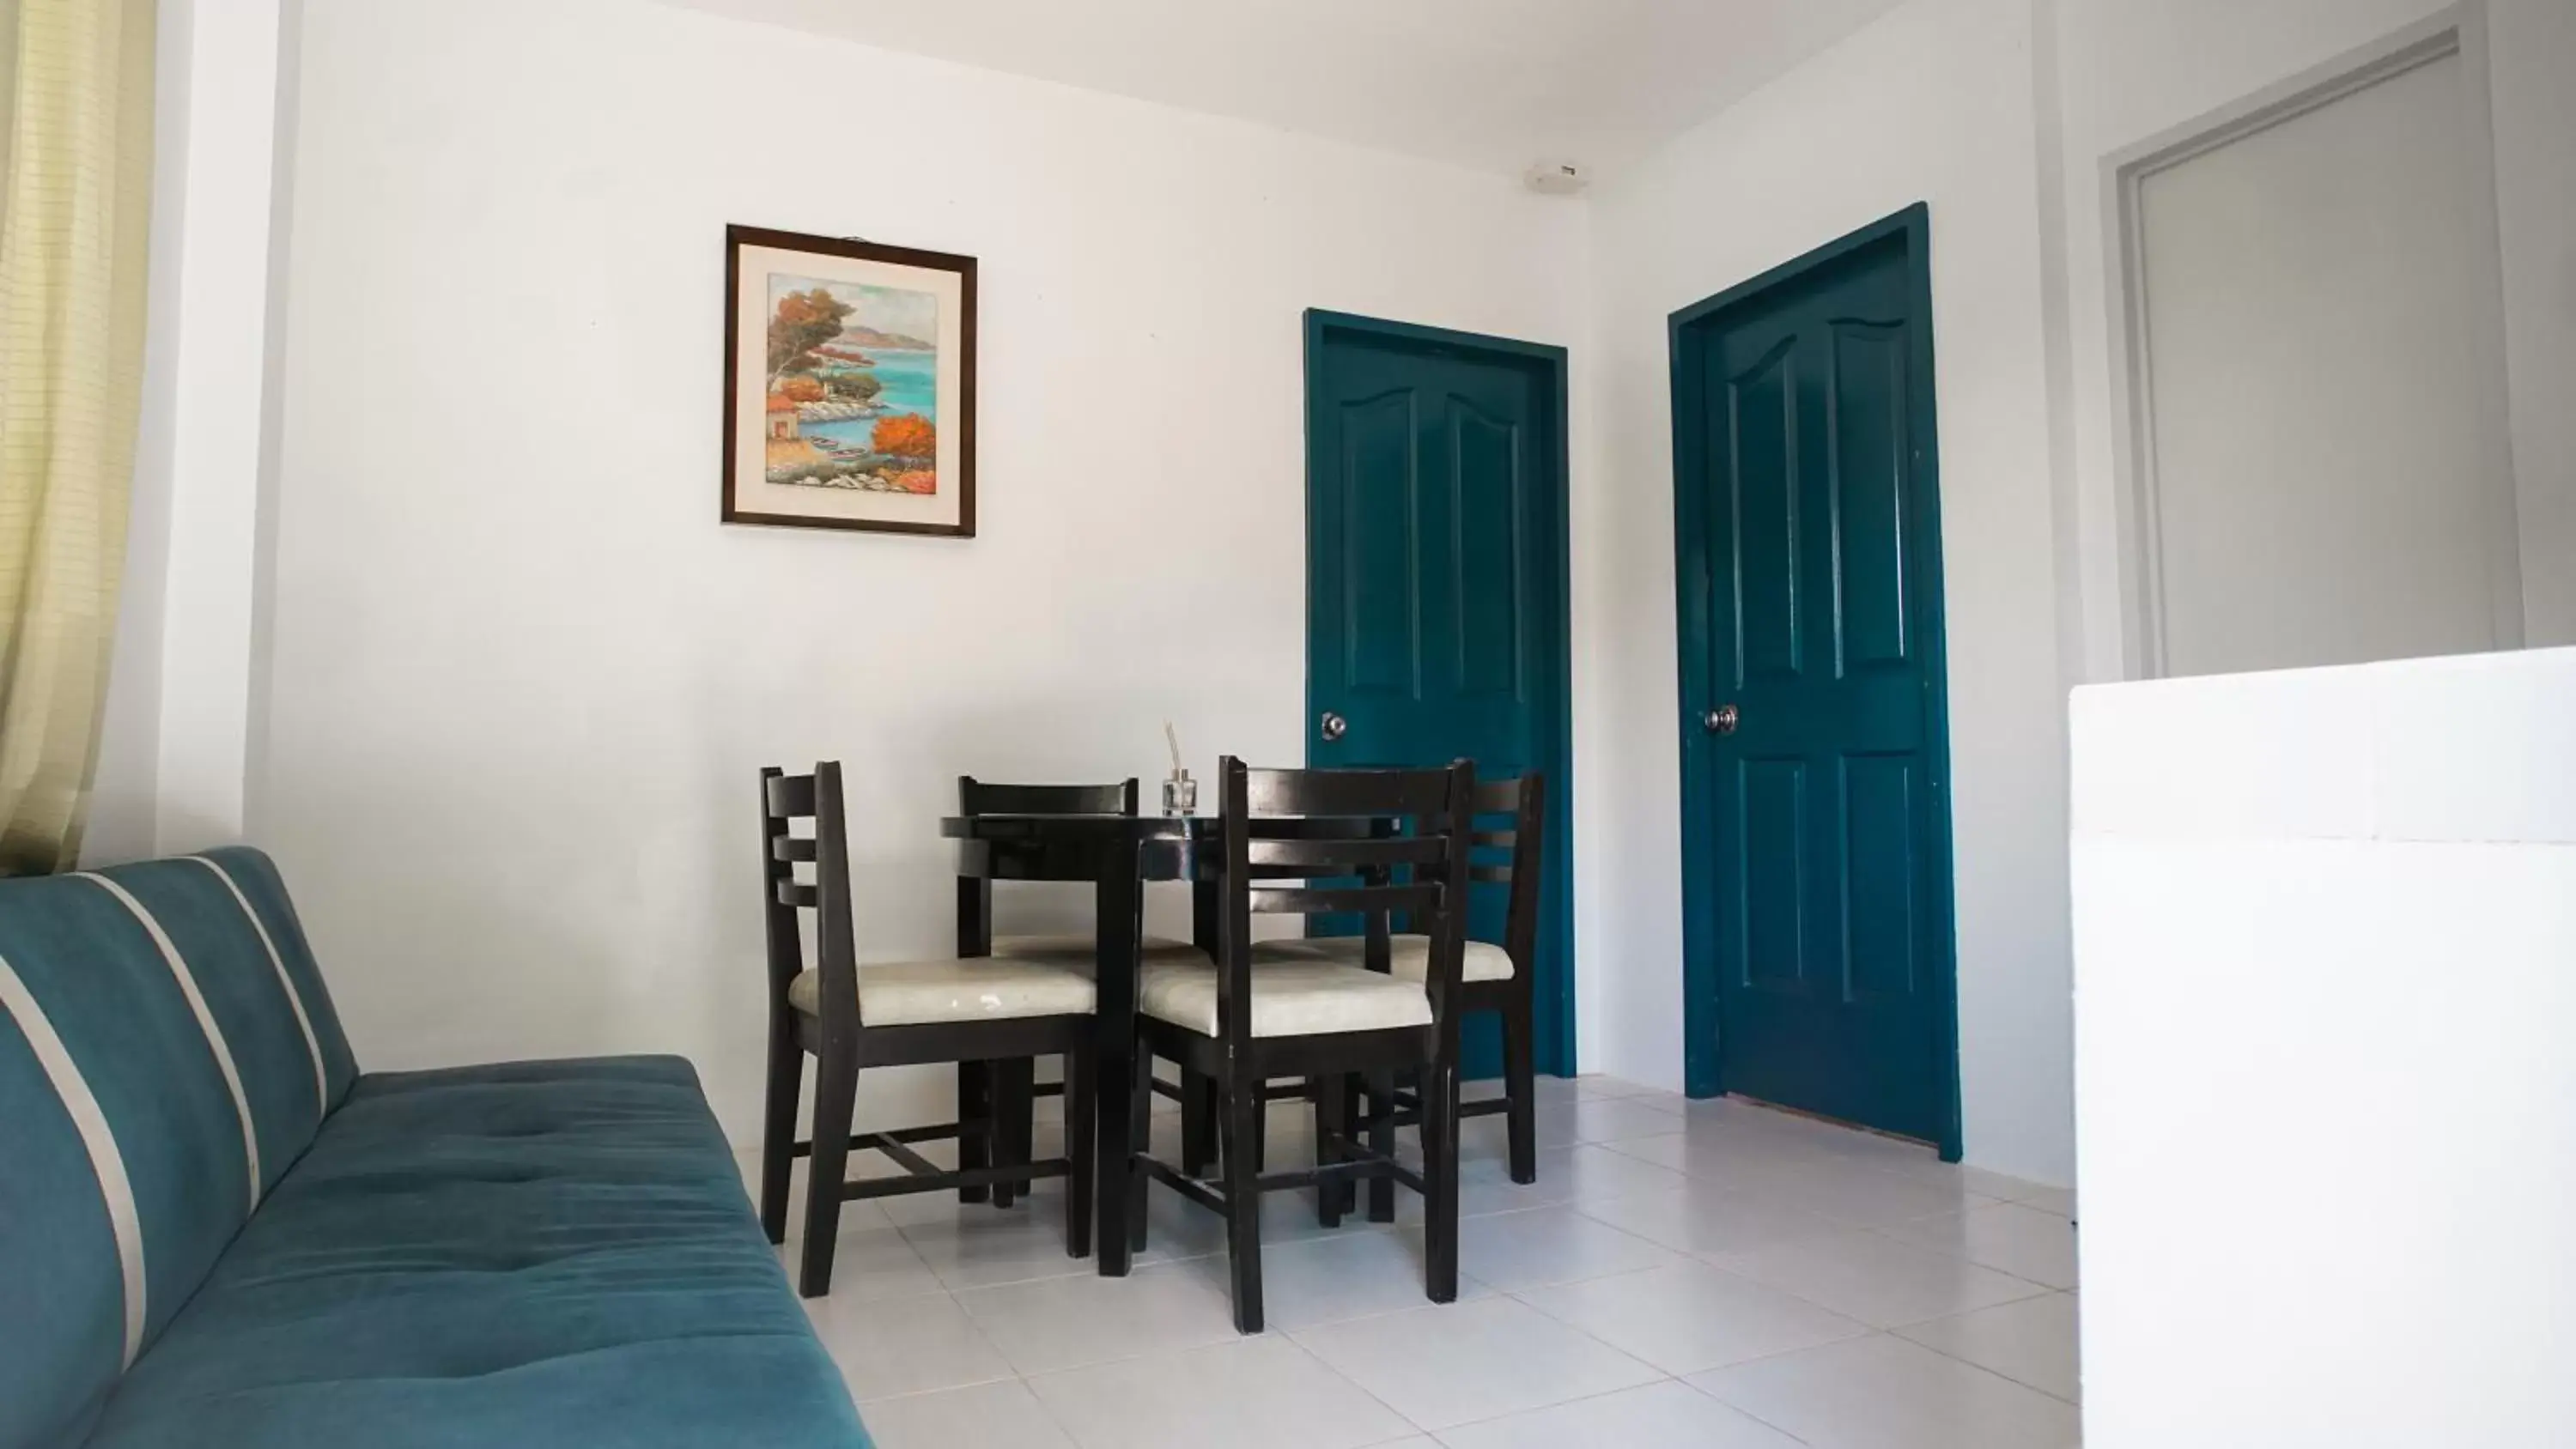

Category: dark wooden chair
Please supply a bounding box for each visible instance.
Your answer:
[953,776,1211,1208]
[756,763,1097,1297]
[1258,774,1547,1191]
[963,775,1204,962]
[1129,756,1476,1334]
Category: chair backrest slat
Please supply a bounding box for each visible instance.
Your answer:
[765,773,817,816]
[1242,767,1456,820]
[955,777,1141,957]
[1244,835,1444,870]
[959,777,1139,817]
[1413,771,1547,973]
[1248,883,1444,917]
[1215,755,1475,1058]
[756,767,804,999]
[760,762,863,1034]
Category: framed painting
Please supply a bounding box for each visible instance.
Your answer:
[722,225,976,537]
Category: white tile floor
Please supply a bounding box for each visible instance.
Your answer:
[745,1076,2081,1448]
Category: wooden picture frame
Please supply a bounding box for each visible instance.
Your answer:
[722,225,977,537]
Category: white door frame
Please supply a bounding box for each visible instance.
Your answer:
[2100,3,2523,678]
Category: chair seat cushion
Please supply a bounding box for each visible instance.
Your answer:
[788,955,1096,1025]
[81,1056,866,1449]
[993,933,1209,963]
[1139,957,1433,1039]
[1253,934,1516,983]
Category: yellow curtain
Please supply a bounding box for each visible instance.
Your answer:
[0,0,155,875]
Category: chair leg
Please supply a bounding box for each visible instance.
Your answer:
[1064,1048,1096,1258]
[1222,1080,1266,1334]
[1181,1067,1216,1178]
[992,1058,1032,1210]
[1335,1070,1362,1219]
[1250,1081,1269,1174]
[1365,1069,1397,1223]
[1127,1049,1156,1254]
[1503,994,1539,1186]
[1313,1071,1346,1228]
[1422,1058,1461,1305]
[956,1061,993,1204]
[757,1016,800,1245]
[798,1048,859,1298]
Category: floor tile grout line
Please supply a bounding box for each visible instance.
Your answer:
[1499,1261,1880,1383]
[1850,1207,2075,1276]
[942,1276,1249,1381]
[1547,1168,2063,1260]
[1671,1367,1827,1446]
[1266,1317,1451,1443]
[1893,1332,2083,1408]
[1565,1099,2075,1204]
[837,1284,1028,1408]
[1868,1327,2088,1410]
[852,1365,1021,1410]
[1552,1194,1864,1268]
[1006,1330,1386,1441]
[1286,1295,1674,1439]
[848,1353,1017,1407]
[1673,1240,2063,1333]
[1413,1372,1689,1440]
[1889,1294,2085,1406]
[1851,1215,2079,1294]
[1593,1134,2046,1201]
[1005,1365,1093,1448]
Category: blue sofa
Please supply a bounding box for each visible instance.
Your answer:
[0,848,868,1448]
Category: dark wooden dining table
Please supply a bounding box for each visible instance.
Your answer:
[941,811,1218,1276]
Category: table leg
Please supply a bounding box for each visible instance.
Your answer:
[956,876,995,1203]
[1093,852,1144,1276]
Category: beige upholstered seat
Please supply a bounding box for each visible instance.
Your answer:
[1252,933,1515,983]
[1139,956,1433,1039]
[787,955,1095,1026]
[993,933,1209,962]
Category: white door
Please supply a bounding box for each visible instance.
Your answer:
[2126,39,2520,679]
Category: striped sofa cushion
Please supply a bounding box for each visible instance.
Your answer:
[0,847,357,1449]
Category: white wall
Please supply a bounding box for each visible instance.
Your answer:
[2071,647,2576,1446]
[2053,0,2576,678]
[1580,0,2075,1184]
[264,0,1590,1141]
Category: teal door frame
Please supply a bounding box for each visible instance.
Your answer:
[1303,308,1578,1077]
[1666,205,1964,1160]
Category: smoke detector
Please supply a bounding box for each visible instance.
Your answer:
[1523,160,1589,197]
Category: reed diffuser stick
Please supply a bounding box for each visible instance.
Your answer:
[1164,721,1183,777]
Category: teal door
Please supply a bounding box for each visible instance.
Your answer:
[1305,311,1574,1078]
[1669,208,1960,1154]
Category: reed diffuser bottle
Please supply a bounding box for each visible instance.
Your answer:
[1161,722,1196,816]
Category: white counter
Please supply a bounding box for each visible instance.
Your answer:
[2072,646,2576,1447]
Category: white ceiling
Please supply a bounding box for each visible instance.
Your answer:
[653,0,1906,178]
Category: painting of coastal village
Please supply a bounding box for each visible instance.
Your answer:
[725,227,975,536]
[762,275,943,494]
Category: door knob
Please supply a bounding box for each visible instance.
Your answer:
[1319,711,1348,742]
[1703,704,1741,736]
